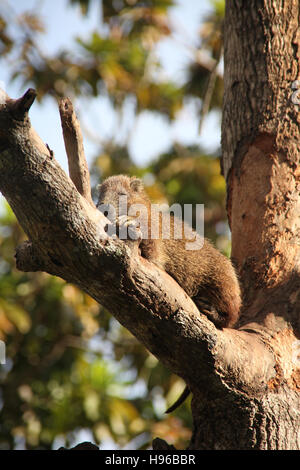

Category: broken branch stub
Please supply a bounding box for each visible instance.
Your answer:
[0,88,279,414]
[59,97,94,207]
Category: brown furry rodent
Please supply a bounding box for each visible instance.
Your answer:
[97,175,241,413]
[97,175,241,329]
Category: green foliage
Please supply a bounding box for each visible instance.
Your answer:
[0,0,224,117]
[0,0,227,450]
[149,145,227,242]
[0,16,13,56]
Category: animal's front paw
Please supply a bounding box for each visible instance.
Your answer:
[116,215,142,241]
[195,299,227,329]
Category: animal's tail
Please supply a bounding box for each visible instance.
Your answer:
[165,386,190,413]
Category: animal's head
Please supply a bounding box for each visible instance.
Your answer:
[96,175,145,221]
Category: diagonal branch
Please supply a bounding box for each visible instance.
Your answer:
[0,88,277,402]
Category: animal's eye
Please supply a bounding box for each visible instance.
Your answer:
[118,192,127,196]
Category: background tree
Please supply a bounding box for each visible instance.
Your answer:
[0,0,227,449]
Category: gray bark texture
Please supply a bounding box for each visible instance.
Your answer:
[0,0,299,450]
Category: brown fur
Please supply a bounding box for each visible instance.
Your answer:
[97,175,241,329]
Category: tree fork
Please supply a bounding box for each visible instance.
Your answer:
[0,80,298,448]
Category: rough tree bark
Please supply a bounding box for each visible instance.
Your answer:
[218,0,300,449]
[0,0,299,450]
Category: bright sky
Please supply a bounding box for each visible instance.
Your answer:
[0,0,221,174]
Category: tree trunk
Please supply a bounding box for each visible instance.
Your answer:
[0,0,299,451]
[202,0,300,449]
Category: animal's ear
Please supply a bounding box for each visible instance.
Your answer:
[130,177,143,192]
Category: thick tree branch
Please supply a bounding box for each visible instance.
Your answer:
[15,240,46,272]
[0,87,288,428]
